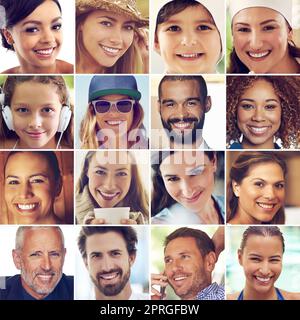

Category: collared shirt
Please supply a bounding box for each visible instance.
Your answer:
[196,282,225,300]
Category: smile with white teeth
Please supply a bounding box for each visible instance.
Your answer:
[34,48,54,55]
[17,203,38,210]
[101,45,120,54]
[255,276,271,283]
[248,126,270,134]
[100,191,119,198]
[173,121,192,129]
[100,272,119,280]
[174,276,188,281]
[37,275,53,281]
[248,51,270,58]
[177,53,202,58]
[105,120,124,126]
[257,203,276,209]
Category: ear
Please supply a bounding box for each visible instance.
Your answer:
[232,180,240,197]
[2,28,14,45]
[204,251,216,273]
[83,257,88,269]
[157,100,161,114]
[54,176,63,197]
[204,96,212,113]
[12,249,22,270]
[154,33,161,55]
[287,28,293,42]
[238,249,243,266]
[129,252,136,267]
[211,154,217,173]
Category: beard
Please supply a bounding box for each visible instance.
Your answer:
[161,114,205,146]
[91,267,131,297]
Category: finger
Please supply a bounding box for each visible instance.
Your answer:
[90,218,105,225]
[121,219,137,225]
[151,273,168,281]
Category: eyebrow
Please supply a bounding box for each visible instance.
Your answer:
[239,98,280,103]
[94,166,129,171]
[6,173,49,179]
[161,97,201,104]
[96,15,134,24]
[22,17,62,26]
[234,19,278,26]
[249,253,281,258]
[250,178,284,183]
[163,18,214,24]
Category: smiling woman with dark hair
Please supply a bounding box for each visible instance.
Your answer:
[0,0,73,74]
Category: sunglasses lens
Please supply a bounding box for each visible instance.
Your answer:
[116,100,133,113]
[94,100,110,113]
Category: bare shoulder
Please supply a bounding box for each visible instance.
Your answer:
[56,60,74,74]
[280,289,300,300]
[227,292,240,300]
[1,66,19,74]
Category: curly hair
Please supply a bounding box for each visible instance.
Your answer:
[227,76,300,149]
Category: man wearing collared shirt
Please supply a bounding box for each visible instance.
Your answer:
[151,227,224,300]
[155,76,212,149]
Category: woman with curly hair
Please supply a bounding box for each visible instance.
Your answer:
[227,76,300,149]
[227,152,286,224]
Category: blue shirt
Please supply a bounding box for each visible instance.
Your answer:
[196,282,225,300]
[151,195,225,224]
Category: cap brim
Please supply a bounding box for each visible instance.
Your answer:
[89,89,141,101]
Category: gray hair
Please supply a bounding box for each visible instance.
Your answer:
[15,226,65,250]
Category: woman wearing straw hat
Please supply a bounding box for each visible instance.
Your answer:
[76,0,149,73]
[227,0,300,74]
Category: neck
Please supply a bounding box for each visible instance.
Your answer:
[18,62,57,74]
[195,197,220,224]
[95,283,132,300]
[243,283,277,300]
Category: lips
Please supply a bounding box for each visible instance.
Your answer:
[182,191,202,203]
[257,202,277,210]
[33,47,56,58]
[254,275,273,285]
[176,53,203,60]
[172,121,194,130]
[36,273,55,282]
[105,120,125,126]
[100,44,121,57]
[15,203,39,215]
[247,50,271,60]
[171,273,190,287]
[247,126,271,136]
[98,190,120,201]
[25,131,46,139]
[99,272,119,281]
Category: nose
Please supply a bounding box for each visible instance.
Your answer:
[249,30,263,50]
[40,255,52,271]
[18,181,34,199]
[40,28,56,44]
[180,30,198,47]
[177,103,189,118]
[263,185,276,200]
[170,258,183,273]
[258,261,271,275]
[102,173,116,190]
[28,113,42,128]
[109,26,122,45]
[251,107,265,122]
[101,255,114,272]
[180,179,194,197]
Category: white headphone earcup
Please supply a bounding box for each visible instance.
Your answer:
[2,106,14,131]
[57,105,72,133]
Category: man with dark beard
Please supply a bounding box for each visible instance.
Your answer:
[77,226,148,300]
[151,227,224,300]
[156,75,211,149]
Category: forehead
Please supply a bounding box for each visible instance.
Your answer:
[241,80,277,97]
[160,80,201,99]
[90,152,131,170]
[244,162,284,181]
[233,7,285,24]
[85,232,128,253]
[20,0,61,22]
[165,236,200,256]
[86,9,135,24]
[22,228,63,250]
[5,153,52,175]
[243,234,283,254]
[160,152,209,171]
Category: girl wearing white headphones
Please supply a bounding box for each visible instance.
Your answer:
[0,75,73,149]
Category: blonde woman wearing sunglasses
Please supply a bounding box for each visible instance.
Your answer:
[79,75,148,149]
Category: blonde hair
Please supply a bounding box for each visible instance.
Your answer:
[76,151,149,221]
[76,9,143,74]
[0,76,73,149]
[80,101,147,149]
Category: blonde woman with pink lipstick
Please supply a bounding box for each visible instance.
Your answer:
[151,150,225,224]
[0,0,73,74]
[76,0,149,74]
[227,152,286,224]
[227,0,300,74]
[0,76,73,149]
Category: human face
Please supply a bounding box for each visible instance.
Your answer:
[79,10,135,71]
[10,81,62,149]
[7,1,62,71]
[4,152,58,224]
[160,152,216,213]
[93,94,134,141]
[233,163,285,224]
[237,80,282,149]
[164,237,210,300]
[12,228,65,300]
[159,80,210,146]
[87,152,131,208]
[84,232,135,298]
[238,235,283,298]
[155,5,221,73]
[232,8,292,73]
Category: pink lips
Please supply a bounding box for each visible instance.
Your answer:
[182,191,202,203]
[25,131,46,139]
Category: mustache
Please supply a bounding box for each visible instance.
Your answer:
[97,268,122,280]
[168,117,199,125]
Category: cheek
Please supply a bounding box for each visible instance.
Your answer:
[123,31,134,48]
[119,178,131,196]
[163,182,179,199]
[237,109,249,124]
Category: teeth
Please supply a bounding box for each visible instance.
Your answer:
[248,51,269,58]
[17,204,36,210]
[174,276,187,281]
[38,275,52,280]
[256,276,271,282]
[179,53,199,58]
[173,122,191,129]
[249,126,269,133]
[100,273,118,280]
[106,120,123,125]
[35,48,53,55]
[101,45,119,54]
[258,203,274,209]
[100,191,118,197]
